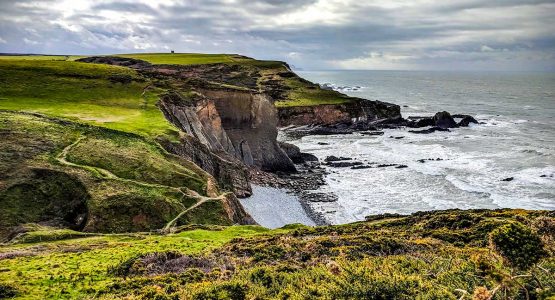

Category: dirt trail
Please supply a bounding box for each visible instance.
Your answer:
[56,136,221,228]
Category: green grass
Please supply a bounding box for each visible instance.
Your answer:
[0,59,175,138]
[0,111,227,236]
[275,77,354,107]
[118,53,240,65]
[0,226,271,299]
[1,210,553,299]
[0,55,85,61]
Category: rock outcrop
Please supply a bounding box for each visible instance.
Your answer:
[278,98,402,127]
[158,90,295,176]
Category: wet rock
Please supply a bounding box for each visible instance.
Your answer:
[415,117,435,127]
[409,127,450,134]
[327,161,363,168]
[351,165,372,170]
[417,158,444,163]
[501,177,514,182]
[305,193,338,202]
[377,164,397,168]
[458,115,478,127]
[325,156,352,162]
[361,131,384,136]
[433,111,458,129]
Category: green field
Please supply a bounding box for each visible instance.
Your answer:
[0,55,85,61]
[0,59,175,138]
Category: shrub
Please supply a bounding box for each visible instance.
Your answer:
[490,222,547,270]
[192,282,247,300]
[0,283,17,299]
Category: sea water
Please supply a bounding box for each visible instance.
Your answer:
[285,70,555,224]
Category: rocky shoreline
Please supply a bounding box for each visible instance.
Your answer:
[248,110,481,226]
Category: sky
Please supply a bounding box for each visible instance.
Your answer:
[0,0,554,71]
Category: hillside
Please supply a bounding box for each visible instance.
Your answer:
[0,209,553,299]
[2,53,552,299]
[0,53,401,238]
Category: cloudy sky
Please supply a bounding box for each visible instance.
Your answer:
[1,0,554,70]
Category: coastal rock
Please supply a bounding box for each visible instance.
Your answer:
[409,127,450,134]
[278,99,401,127]
[279,141,318,163]
[325,156,352,162]
[433,111,458,129]
[457,115,479,127]
[361,131,385,136]
[327,161,363,168]
[351,165,372,169]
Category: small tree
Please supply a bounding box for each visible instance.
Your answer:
[490,222,547,270]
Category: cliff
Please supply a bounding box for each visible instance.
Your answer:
[0,53,401,239]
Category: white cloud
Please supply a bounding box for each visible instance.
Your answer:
[0,0,553,70]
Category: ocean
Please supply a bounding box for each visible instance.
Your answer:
[284,70,555,224]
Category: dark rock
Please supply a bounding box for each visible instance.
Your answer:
[325,156,352,162]
[458,115,478,127]
[409,127,450,134]
[308,126,354,135]
[377,164,397,168]
[327,161,363,168]
[361,131,384,136]
[351,165,372,169]
[501,177,514,182]
[278,142,315,164]
[305,193,338,202]
[433,111,458,129]
[415,117,435,127]
[418,158,444,163]
[300,153,319,162]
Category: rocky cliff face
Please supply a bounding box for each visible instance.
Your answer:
[157,88,295,197]
[278,98,402,127]
[200,89,295,172]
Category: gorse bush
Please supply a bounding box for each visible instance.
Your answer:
[490,222,547,270]
[0,283,17,299]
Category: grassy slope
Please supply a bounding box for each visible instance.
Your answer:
[0,111,233,237]
[0,59,176,138]
[0,225,272,299]
[0,210,553,299]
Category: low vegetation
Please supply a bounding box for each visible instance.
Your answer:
[1,209,553,299]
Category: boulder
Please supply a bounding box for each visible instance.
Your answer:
[433,111,458,129]
[327,161,363,168]
[458,115,478,127]
[325,156,352,162]
[409,127,450,134]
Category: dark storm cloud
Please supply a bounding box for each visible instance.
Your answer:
[0,0,553,70]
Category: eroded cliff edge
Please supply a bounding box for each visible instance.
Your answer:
[77,56,401,195]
